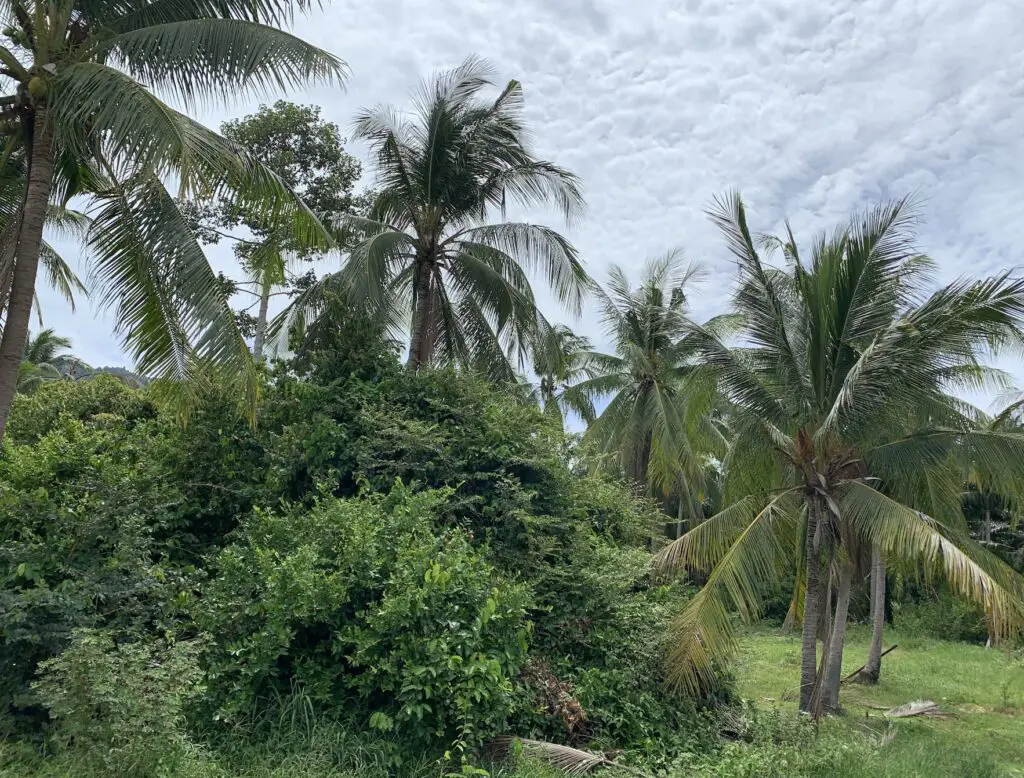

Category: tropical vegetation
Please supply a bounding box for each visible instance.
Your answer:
[0,5,1022,777]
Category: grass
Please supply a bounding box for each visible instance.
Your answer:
[2,628,1021,777]
[731,625,1024,777]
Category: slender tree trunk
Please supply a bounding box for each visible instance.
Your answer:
[822,560,854,713]
[407,261,434,370]
[860,545,886,684]
[252,280,271,359]
[809,575,833,716]
[0,109,54,442]
[799,499,824,713]
[982,505,992,544]
[633,431,652,494]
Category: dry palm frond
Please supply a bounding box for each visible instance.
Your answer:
[488,736,648,776]
[884,700,950,719]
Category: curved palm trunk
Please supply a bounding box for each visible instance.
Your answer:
[860,545,886,684]
[0,109,55,442]
[407,261,434,370]
[821,560,854,713]
[252,281,271,359]
[798,499,825,713]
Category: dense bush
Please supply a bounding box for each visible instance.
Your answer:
[0,352,724,764]
[0,383,190,734]
[895,586,989,644]
[32,630,207,777]
[195,486,531,749]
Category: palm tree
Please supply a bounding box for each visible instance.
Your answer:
[655,193,1024,716]
[17,328,88,392]
[0,149,89,319]
[568,252,725,498]
[283,56,587,380]
[529,323,594,427]
[0,0,345,442]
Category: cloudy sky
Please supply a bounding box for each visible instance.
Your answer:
[40,0,1024,400]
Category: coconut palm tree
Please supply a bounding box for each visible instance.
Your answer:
[655,193,1024,717]
[568,252,726,498]
[283,56,587,380]
[0,0,345,441]
[17,327,87,391]
[528,323,594,427]
[0,147,88,319]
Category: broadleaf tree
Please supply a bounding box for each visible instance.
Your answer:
[182,100,364,357]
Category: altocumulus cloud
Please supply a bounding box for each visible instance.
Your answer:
[40,0,1024,396]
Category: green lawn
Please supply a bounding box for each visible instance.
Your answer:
[732,626,1024,777]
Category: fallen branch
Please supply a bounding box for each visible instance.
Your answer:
[842,644,898,683]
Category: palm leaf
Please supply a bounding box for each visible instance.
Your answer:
[838,481,1024,640]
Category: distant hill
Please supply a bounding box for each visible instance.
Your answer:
[73,365,149,387]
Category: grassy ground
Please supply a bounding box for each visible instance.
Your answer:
[3,628,1021,777]
[732,625,1024,777]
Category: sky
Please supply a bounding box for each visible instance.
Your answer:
[39,0,1024,404]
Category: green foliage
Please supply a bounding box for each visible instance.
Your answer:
[896,586,989,644]
[0,335,726,765]
[219,101,363,230]
[0,393,185,733]
[195,486,530,748]
[32,630,207,777]
[5,373,155,445]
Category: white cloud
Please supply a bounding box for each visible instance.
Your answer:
[39,0,1024,400]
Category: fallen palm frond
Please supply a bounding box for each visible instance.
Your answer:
[884,700,951,719]
[487,736,648,776]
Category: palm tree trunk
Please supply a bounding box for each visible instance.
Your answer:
[633,431,652,493]
[809,575,833,716]
[860,545,886,684]
[982,504,992,544]
[0,109,55,443]
[822,560,854,713]
[407,262,433,370]
[252,281,271,359]
[798,499,824,713]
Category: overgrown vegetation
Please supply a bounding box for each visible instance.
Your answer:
[1,3,1023,775]
[0,348,723,773]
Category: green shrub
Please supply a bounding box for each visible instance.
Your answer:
[196,486,530,749]
[0,417,189,734]
[670,707,855,777]
[5,374,156,445]
[32,630,207,777]
[896,588,989,644]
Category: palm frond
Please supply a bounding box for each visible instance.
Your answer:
[87,172,257,409]
[98,19,345,106]
[838,481,1024,640]
[665,490,801,693]
[489,736,645,776]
